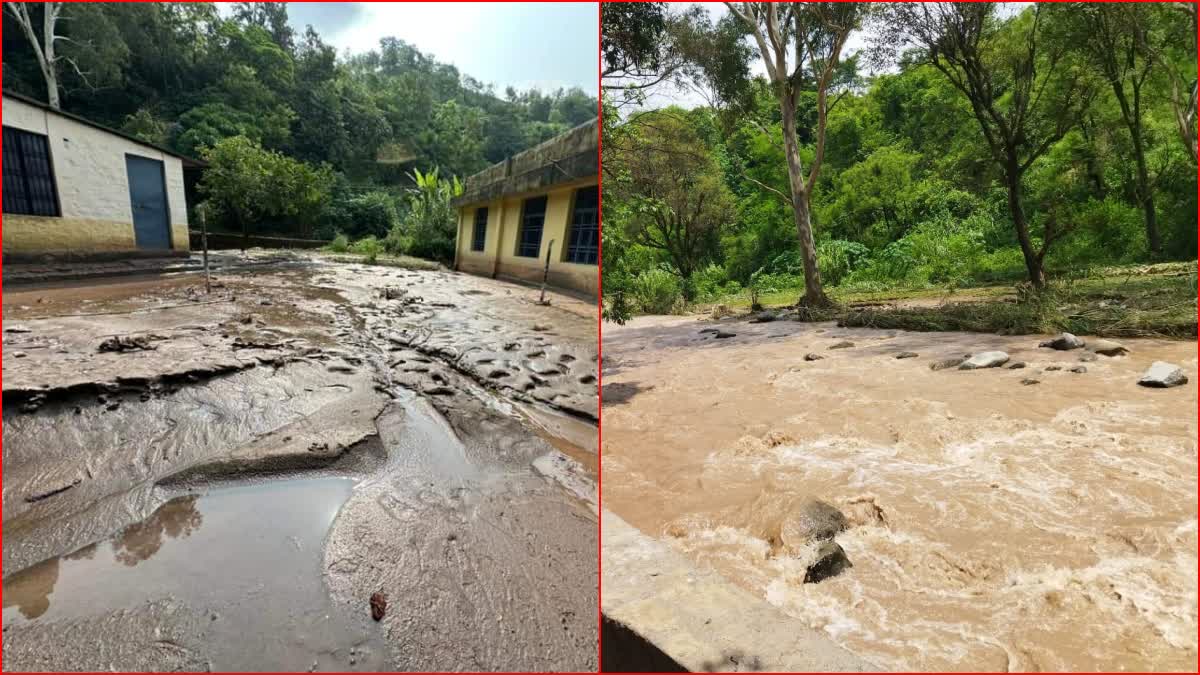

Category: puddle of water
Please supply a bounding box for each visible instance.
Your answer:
[2,476,385,671]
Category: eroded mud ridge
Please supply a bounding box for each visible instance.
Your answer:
[2,251,598,672]
[603,314,1197,672]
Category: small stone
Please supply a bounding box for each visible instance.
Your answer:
[1044,365,1062,372]
[714,331,736,339]
[259,299,273,306]
[423,386,454,396]
[1070,366,1087,374]
[803,541,851,584]
[11,351,27,358]
[1138,361,1189,388]
[828,340,855,350]
[1021,378,1040,385]
[930,357,966,371]
[1007,361,1026,369]
[370,591,387,621]
[1039,332,1085,350]
[1088,339,1129,357]
[804,353,825,362]
[895,351,918,359]
[698,328,718,335]
[1078,353,1098,362]
[4,325,32,333]
[959,351,1010,370]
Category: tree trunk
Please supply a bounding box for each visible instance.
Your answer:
[41,3,60,109]
[1113,81,1162,256]
[1132,137,1161,256]
[780,93,828,307]
[1003,163,1045,289]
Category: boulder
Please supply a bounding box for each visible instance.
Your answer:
[803,541,851,584]
[749,311,778,324]
[781,499,849,545]
[895,351,919,359]
[959,351,1010,370]
[930,357,965,371]
[803,353,825,362]
[1138,361,1189,388]
[1088,339,1129,357]
[1039,332,1085,350]
[828,340,855,350]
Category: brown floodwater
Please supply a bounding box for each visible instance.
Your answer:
[602,315,1197,672]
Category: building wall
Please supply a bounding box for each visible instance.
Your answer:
[455,176,598,298]
[2,96,190,259]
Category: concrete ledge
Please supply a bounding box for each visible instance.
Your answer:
[602,510,876,672]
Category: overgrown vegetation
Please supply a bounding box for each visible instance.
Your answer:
[602,2,1197,332]
[4,1,597,253]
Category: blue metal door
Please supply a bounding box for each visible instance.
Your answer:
[125,155,171,250]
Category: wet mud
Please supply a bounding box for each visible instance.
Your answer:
[602,313,1196,672]
[3,251,598,671]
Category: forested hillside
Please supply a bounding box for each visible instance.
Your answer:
[3,2,597,249]
[602,2,1197,325]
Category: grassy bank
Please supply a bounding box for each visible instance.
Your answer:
[697,262,1198,339]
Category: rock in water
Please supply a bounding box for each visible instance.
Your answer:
[715,331,736,339]
[959,351,1010,370]
[1078,353,1098,362]
[1088,339,1129,356]
[370,591,387,621]
[1007,361,1026,369]
[895,351,919,359]
[749,311,777,323]
[1039,332,1085,350]
[1021,378,1040,386]
[804,353,825,362]
[1138,361,1189,388]
[930,357,966,371]
[781,499,849,546]
[1070,366,1087,374]
[803,541,851,584]
[828,340,855,350]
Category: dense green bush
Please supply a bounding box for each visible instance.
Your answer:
[349,235,383,263]
[320,188,400,241]
[328,232,350,253]
[631,269,682,314]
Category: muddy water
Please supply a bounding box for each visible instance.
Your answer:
[3,477,386,671]
[602,315,1197,671]
[4,253,597,671]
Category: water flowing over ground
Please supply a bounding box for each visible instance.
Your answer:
[2,251,598,671]
[602,314,1197,672]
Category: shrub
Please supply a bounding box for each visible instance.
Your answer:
[631,269,682,314]
[350,236,383,263]
[328,232,350,253]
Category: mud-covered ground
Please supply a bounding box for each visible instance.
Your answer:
[602,312,1196,672]
[2,251,598,672]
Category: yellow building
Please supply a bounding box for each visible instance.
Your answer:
[2,91,200,262]
[452,118,598,299]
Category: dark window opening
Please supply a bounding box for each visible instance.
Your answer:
[3,126,60,217]
[565,186,599,265]
[471,207,488,251]
[516,195,547,258]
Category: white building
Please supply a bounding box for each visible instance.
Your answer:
[2,91,199,262]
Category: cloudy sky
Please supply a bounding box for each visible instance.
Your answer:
[217,2,599,95]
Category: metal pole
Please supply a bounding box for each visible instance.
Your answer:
[539,240,554,305]
[200,206,211,294]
